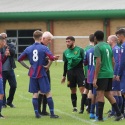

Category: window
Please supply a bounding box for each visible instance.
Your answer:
[6,29,41,59]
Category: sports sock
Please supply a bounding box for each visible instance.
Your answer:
[98,102,104,120]
[87,98,92,113]
[111,96,119,115]
[0,100,3,113]
[71,93,77,108]
[112,103,121,116]
[80,94,87,111]
[95,102,98,117]
[42,95,47,113]
[121,96,125,114]
[32,98,39,117]
[90,103,95,114]
[47,97,54,115]
[118,96,123,111]
[38,94,43,113]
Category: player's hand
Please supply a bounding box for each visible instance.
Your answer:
[116,75,120,81]
[113,75,116,81]
[5,48,10,56]
[43,65,49,71]
[61,76,66,84]
[93,79,98,89]
[54,55,60,60]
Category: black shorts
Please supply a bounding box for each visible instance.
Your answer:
[85,79,93,90]
[96,78,112,91]
[67,68,85,88]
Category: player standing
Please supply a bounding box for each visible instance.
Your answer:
[18,30,59,118]
[61,36,85,112]
[93,30,123,121]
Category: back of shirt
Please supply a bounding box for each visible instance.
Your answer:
[94,42,113,78]
[18,42,54,78]
[112,45,120,75]
[84,45,93,78]
[84,47,95,83]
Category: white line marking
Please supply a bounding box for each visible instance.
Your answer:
[19,95,98,125]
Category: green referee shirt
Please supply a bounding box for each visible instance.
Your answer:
[63,46,84,70]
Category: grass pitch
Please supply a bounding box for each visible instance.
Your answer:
[0,61,124,125]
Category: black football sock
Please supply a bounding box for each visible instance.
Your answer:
[42,95,47,113]
[38,94,43,113]
[112,103,121,116]
[98,102,104,120]
[71,93,77,108]
[80,94,87,111]
[87,98,92,113]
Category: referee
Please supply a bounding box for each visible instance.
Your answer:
[61,36,85,112]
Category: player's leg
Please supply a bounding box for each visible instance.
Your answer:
[104,78,123,121]
[117,91,123,113]
[0,78,4,118]
[70,87,77,112]
[38,92,43,114]
[39,76,59,118]
[41,70,50,115]
[29,78,41,118]
[67,70,77,112]
[119,75,125,115]
[79,86,88,114]
[96,78,108,121]
[2,71,7,108]
[76,68,85,113]
[7,70,17,108]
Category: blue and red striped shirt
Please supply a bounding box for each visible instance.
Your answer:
[18,42,55,78]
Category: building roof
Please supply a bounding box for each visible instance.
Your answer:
[0,0,125,21]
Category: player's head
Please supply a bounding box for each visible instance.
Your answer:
[66,36,75,49]
[1,32,7,46]
[94,31,104,44]
[107,35,118,46]
[0,34,6,48]
[33,30,43,42]
[89,34,94,45]
[42,31,53,46]
[115,28,125,44]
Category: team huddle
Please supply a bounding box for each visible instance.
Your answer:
[0,29,125,122]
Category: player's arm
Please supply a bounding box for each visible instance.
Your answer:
[93,46,101,88]
[83,50,88,66]
[43,59,52,71]
[2,47,10,64]
[61,52,67,83]
[116,47,125,81]
[19,61,30,69]
[45,46,60,61]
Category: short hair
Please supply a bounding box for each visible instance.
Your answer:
[42,31,53,39]
[33,30,43,39]
[66,36,75,41]
[115,28,125,36]
[94,30,104,41]
[0,34,5,41]
[89,34,94,42]
[108,35,118,43]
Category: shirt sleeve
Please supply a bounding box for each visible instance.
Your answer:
[18,49,28,62]
[118,46,125,76]
[113,48,119,75]
[94,45,101,58]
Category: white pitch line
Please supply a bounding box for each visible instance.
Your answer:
[55,109,98,125]
[19,94,98,125]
